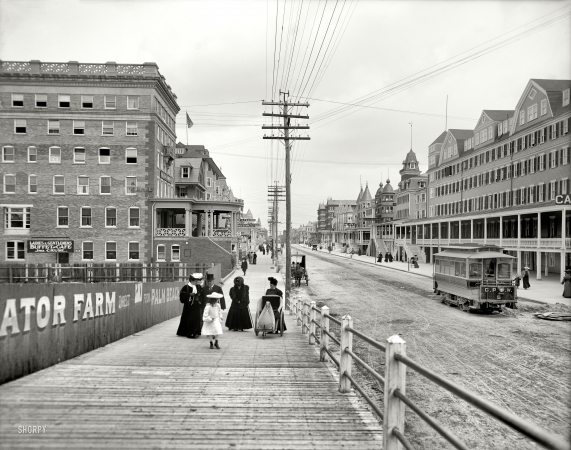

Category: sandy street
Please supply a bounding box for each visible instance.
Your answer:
[293,246,571,450]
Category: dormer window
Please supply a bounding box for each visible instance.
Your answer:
[563,89,570,107]
[481,116,486,124]
[409,162,415,169]
[528,88,537,100]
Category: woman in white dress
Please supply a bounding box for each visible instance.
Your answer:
[202,293,224,349]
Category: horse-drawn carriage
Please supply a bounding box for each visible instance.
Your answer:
[292,253,309,287]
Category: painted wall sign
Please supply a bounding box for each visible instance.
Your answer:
[160,170,173,184]
[27,240,74,253]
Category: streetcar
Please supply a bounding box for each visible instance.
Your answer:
[433,244,517,312]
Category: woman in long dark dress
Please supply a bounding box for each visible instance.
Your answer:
[522,266,531,289]
[225,276,253,331]
[176,274,203,338]
[265,277,286,333]
[562,269,571,298]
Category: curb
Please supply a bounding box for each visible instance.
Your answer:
[221,268,237,284]
[303,247,432,279]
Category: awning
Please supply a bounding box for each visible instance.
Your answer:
[434,251,515,259]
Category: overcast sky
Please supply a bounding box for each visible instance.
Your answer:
[1,0,570,231]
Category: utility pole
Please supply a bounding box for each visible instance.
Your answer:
[262,92,309,304]
[268,182,285,267]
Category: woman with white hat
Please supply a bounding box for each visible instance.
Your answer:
[522,266,531,290]
[176,273,204,338]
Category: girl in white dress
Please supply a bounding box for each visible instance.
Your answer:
[202,293,224,349]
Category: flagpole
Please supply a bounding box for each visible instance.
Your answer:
[186,110,189,145]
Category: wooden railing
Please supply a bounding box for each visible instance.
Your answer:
[0,262,217,283]
[291,298,570,450]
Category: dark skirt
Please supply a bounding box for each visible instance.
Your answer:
[274,309,287,332]
[225,306,253,330]
[177,302,203,337]
[522,275,531,289]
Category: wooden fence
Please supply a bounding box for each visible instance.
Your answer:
[291,298,570,450]
[0,263,217,284]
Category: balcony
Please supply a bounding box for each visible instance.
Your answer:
[155,228,186,237]
[212,228,231,237]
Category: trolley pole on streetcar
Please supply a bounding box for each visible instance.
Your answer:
[262,92,309,305]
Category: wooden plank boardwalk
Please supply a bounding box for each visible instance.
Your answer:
[0,269,382,449]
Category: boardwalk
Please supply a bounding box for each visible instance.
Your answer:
[0,252,382,449]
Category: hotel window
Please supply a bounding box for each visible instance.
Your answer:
[105,207,117,227]
[126,121,138,136]
[171,245,180,261]
[74,148,86,164]
[206,177,212,187]
[550,181,556,200]
[561,178,568,195]
[53,175,65,194]
[102,121,114,135]
[126,148,137,164]
[104,95,116,109]
[77,176,89,194]
[127,96,139,109]
[81,207,92,227]
[14,119,26,133]
[100,176,111,194]
[539,154,545,171]
[6,241,25,260]
[12,94,24,107]
[49,147,61,163]
[538,183,544,202]
[563,148,569,165]
[529,157,535,173]
[129,207,140,227]
[2,146,15,163]
[105,242,117,260]
[563,89,570,107]
[58,94,70,108]
[125,176,137,195]
[81,95,94,108]
[550,150,558,168]
[157,245,166,261]
[82,242,94,260]
[73,120,85,135]
[4,207,30,234]
[498,124,502,135]
[128,242,140,260]
[488,126,492,140]
[48,120,60,134]
[519,111,525,125]
[99,148,111,164]
[57,206,69,227]
[564,120,569,135]
[181,167,190,178]
[4,175,15,193]
[35,94,47,108]
[28,146,37,163]
[28,175,37,194]
[541,99,547,116]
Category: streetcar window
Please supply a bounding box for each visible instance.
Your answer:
[444,260,450,274]
[455,262,461,276]
[455,262,466,277]
[469,263,481,278]
[498,263,510,278]
[460,263,466,277]
[484,259,496,278]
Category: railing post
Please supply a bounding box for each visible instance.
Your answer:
[339,315,353,393]
[384,334,407,450]
[297,301,303,326]
[302,302,309,335]
[320,306,329,362]
[290,297,294,315]
[309,301,316,345]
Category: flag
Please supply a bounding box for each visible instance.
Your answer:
[186,112,193,129]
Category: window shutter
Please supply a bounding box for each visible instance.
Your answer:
[548,152,552,168]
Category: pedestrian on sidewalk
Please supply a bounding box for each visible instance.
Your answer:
[176,273,203,339]
[412,255,419,269]
[202,273,226,311]
[202,293,224,349]
[388,253,393,263]
[350,249,354,259]
[253,252,257,265]
[247,252,252,264]
[265,277,287,333]
[226,276,253,331]
[358,248,362,256]
[562,269,571,298]
[241,258,248,276]
[377,252,383,263]
[522,266,531,289]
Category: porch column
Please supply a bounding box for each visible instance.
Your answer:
[517,214,521,248]
[537,212,541,250]
[561,250,567,280]
[470,219,474,243]
[210,211,214,236]
[483,217,487,244]
[517,250,522,276]
[499,217,503,247]
[185,206,191,237]
[563,208,567,251]
[438,222,441,244]
[197,213,203,237]
[545,253,549,277]
[459,220,462,241]
[537,251,542,280]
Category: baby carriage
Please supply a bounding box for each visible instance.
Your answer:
[255,295,284,338]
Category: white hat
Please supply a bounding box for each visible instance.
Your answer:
[523,266,530,270]
[192,272,204,279]
[207,292,224,299]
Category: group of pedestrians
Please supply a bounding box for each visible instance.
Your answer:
[376,252,394,263]
[176,251,287,347]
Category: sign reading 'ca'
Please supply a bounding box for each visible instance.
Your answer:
[27,240,74,253]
